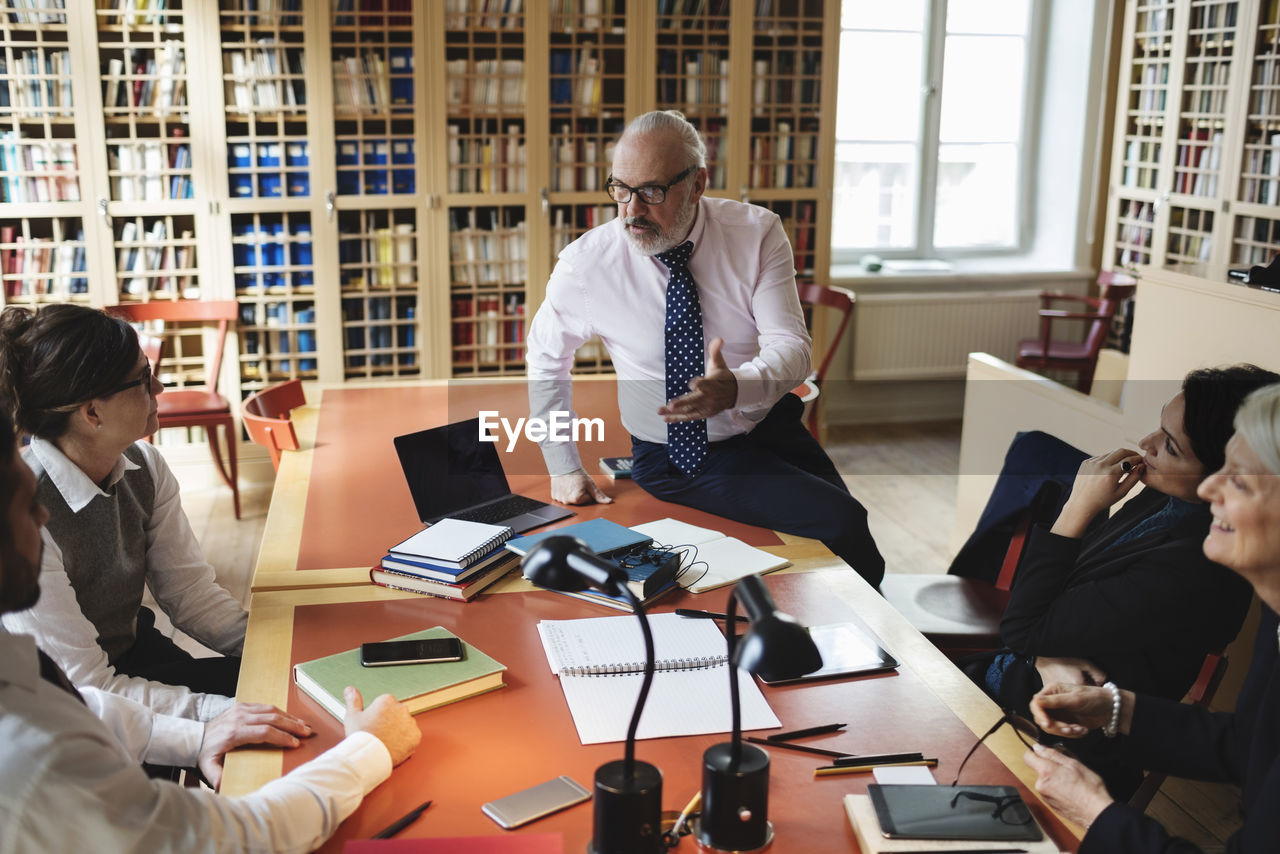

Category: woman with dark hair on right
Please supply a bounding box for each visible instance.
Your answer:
[1025,382,1280,853]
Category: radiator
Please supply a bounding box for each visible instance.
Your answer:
[852,289,1046,381]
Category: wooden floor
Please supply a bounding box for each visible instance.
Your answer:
[170,421,1240,851]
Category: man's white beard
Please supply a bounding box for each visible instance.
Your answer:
[623,197,697,256]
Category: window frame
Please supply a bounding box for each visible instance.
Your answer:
[831,0,1048,263]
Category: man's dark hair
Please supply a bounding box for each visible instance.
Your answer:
[0,304,139,440]
[1182,364,1280,475]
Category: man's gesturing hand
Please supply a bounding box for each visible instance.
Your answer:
[658,337,737,423]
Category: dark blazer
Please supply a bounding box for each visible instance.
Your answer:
[1083,607,1280,853]
[993,487,1252,704]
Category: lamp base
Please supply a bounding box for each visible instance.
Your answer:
[587,759,664,854]
[691,817,774,853]
[697,742,772,852]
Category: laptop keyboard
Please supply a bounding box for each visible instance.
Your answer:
[450,494,548,525]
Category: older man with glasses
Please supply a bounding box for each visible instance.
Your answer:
[526,110,885,587]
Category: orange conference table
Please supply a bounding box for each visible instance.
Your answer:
[225,380,1081,851]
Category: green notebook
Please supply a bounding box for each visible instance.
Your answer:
[293,627,506,721]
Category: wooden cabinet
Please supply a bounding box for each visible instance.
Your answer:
[0,0,839,400]
[1103,0,1280,281]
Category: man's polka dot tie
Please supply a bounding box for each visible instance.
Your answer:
[658,240,707,477]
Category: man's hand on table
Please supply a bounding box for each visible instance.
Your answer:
[551,469,613,505]
[658,337,737,423]
[344,687,421,766]
[199,701,315,790]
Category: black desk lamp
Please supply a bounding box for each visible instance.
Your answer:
[521,536,664,854]
[697,574,823,852]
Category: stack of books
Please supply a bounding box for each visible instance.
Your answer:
[370,518,517,601]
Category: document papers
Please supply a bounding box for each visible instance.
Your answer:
[537,612,781,744]
[629,518,790,593]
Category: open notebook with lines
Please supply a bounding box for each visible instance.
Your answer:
[393,418,573,534]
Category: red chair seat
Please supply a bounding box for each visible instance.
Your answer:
[156,390,232,418]
[1017,339,1091,361]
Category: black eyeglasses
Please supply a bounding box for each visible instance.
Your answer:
[950,710,1068,787]
[605,166,695,205]
[104,361,153,397]
[949,789,1033,826]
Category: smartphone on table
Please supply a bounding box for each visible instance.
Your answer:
[359,637,464,667]
[482,775,592,829]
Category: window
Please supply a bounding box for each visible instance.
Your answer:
[832,0,1040,260]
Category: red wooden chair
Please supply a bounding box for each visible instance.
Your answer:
[242,379,305,470]
[1016,271,1137,394]
[106,301,241,519]
[796,283,855,437]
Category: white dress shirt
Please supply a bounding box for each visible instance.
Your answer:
[2,438,247,721]
[526,196,811,474]
[0,630,391,854]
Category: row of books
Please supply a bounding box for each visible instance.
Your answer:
[748,124,818,189]
[224,43,306,112]
[1249,56,1280,117]
[1241,133,1280,205]
[343,295,415,368]
[338,222,415,289]
[445,59,526,109]
[444,0,524,31]
[551,204,616,254]
[752,52,822,110]
[232,218,313,291]
[336,137,414,195]
[99,0,179,28]
[1114,200,1155,270]
[331,48,413,113]
[448,211,527,287]
[0,49,73,114]
[1121,138,1160,189]
[657,50,729,111]
[3,0,67,25]
[0,133,78,203]
[657,0,730,29]
[781,201,815,274]
[1167,230,1214,263]
[333,0,413,28]
[1173,129,1224,196]
[551,0,622,32]
[549,47,609,107]
[1236,214,1280,248]
[103,43,187,114]
[116,218,197,297]
[107,139,193,201]
[1134,63,1171,116]
[549,127,614,192]
[229,140,309,197]
[239,301,317,372]
[1187,1,1238,35]
[446,124,527,193]
[1184,59,1231,116]
[225,0,302,28]
[451,293,525,364]
[0,221,87,298]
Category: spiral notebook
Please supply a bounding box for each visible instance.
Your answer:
[537,612,780,744]
[388,518,512,570]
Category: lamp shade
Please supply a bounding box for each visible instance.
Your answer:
[733,575,823,683]
[520,535,627,596]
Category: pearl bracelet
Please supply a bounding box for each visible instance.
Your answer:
[1102,681,1121,738]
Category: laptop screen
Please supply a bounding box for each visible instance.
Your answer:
[394,418,511,523]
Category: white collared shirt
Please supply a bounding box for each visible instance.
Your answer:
[2,437,247,721]
[527,196,812,474]
[0,629,392,854]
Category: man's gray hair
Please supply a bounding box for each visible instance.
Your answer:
[621,110,707,169]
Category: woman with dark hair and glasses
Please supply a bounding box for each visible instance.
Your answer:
[1025,382,1280,853]
[967,365,1278,796]
[0,304,247,724]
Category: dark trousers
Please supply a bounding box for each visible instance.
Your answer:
[114,607,241,698]
[630,393,885,587]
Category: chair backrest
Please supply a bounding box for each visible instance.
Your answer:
[1080,275,1138,355]
[242,379,305,470]
[105,301,239,395]
[796,283,855,385]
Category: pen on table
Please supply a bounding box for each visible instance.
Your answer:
[813,758,938,777]
[767,722,846,741]
[371,800,432,839]
[744,736,852,759]
[831,751,924,767]
[674,608,749,623]
[890,849,1028,854]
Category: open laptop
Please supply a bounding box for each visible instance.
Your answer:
[393,418,574,534]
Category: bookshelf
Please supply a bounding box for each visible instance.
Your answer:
[1103,0,1280,282]
[0,0,839,405]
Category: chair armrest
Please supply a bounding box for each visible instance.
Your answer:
[1037,291,1102,309]
[1037,309,1110,321]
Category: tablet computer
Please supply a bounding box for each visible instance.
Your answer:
[758,621,898,685]
[868,784,1045,842]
